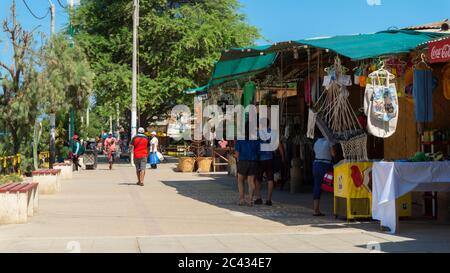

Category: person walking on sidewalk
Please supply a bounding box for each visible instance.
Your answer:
[71,135,83,171]
[148,131,160,169]
[104,132,117,170]
[129,128,150,186]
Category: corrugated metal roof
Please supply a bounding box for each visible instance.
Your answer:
[404,19,449,31]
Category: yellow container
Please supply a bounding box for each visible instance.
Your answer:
[397,193,412,218]
[334,161,373,220]
[334,161,412,220]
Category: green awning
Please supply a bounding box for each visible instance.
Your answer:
[209,52,277,86]
[185,85,209,95]
[221,30,447,61]
[184,52,277,94]
[297,30,446,60]
[190,30,447,93]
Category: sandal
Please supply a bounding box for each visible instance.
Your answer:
[313,213,325,217]
[238,200,246,206]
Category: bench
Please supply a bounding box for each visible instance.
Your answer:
[53,163,73,180]
[32,169,62,194]
[0,182,39,225]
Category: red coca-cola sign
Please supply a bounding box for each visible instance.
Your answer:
[429,39,450,63]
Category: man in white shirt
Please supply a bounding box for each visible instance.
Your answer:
[149,131,160,169]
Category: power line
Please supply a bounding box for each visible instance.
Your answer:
[21,0,50,20]
[56,0,67,9]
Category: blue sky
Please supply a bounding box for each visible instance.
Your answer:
[1,0,70,71]
[1,0,449,68]
[240,0,450,44]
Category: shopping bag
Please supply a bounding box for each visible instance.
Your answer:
[321,171,334,193]
[157,152,165,161]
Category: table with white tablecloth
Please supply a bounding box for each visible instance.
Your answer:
[372,161,450,233]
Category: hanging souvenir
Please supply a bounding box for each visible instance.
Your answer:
[366,61,399,138]
[413,54,433,123]
[315,56,368,161]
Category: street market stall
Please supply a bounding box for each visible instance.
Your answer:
[371,36,450,233]
[186,29,450,231]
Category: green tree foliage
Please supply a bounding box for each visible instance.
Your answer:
[0,2,93,172]
[74,0,260,127]
[0,3,43,157]
[39,35,94,114]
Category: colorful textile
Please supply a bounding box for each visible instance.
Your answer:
[443,64,450,100]
[413,69,433,122]
[243,81,256,108]
[372,85,398,122]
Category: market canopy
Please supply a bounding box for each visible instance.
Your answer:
[184,52,277,94]
[186,30,447,94]
[222,30,447,61]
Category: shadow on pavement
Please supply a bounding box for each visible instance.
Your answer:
[161,174,349,227]
[355,223,450,253]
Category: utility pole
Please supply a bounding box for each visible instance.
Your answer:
[131,0,139,164]
[116,103,120,141]
[86,107,90,128]
[68,0,75,144]
[48,0,55,35]
[48,0,56,168]
[110,115,113,133]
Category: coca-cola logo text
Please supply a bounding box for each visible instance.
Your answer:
[429,40,450,63]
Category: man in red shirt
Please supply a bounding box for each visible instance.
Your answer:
[129,127,150,186]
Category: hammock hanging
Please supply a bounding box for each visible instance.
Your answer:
[313,56,368,161]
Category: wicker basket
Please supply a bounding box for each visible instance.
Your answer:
[178,157,196,172]
[196,157,213,173]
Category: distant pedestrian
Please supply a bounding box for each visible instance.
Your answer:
[129,128,150,186]
[71,135,83,171]
[104,132,117,170]
[148,132,160,169]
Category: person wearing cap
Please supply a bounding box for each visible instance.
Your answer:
[129,128,150,186]
[71,134,83,171]
[148,131,160,169]
[104,132,117,170]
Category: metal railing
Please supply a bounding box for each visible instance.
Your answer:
[0,154,21,176]
[39,151,50,168]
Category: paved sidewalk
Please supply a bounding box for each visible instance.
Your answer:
[1,158,449,253]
